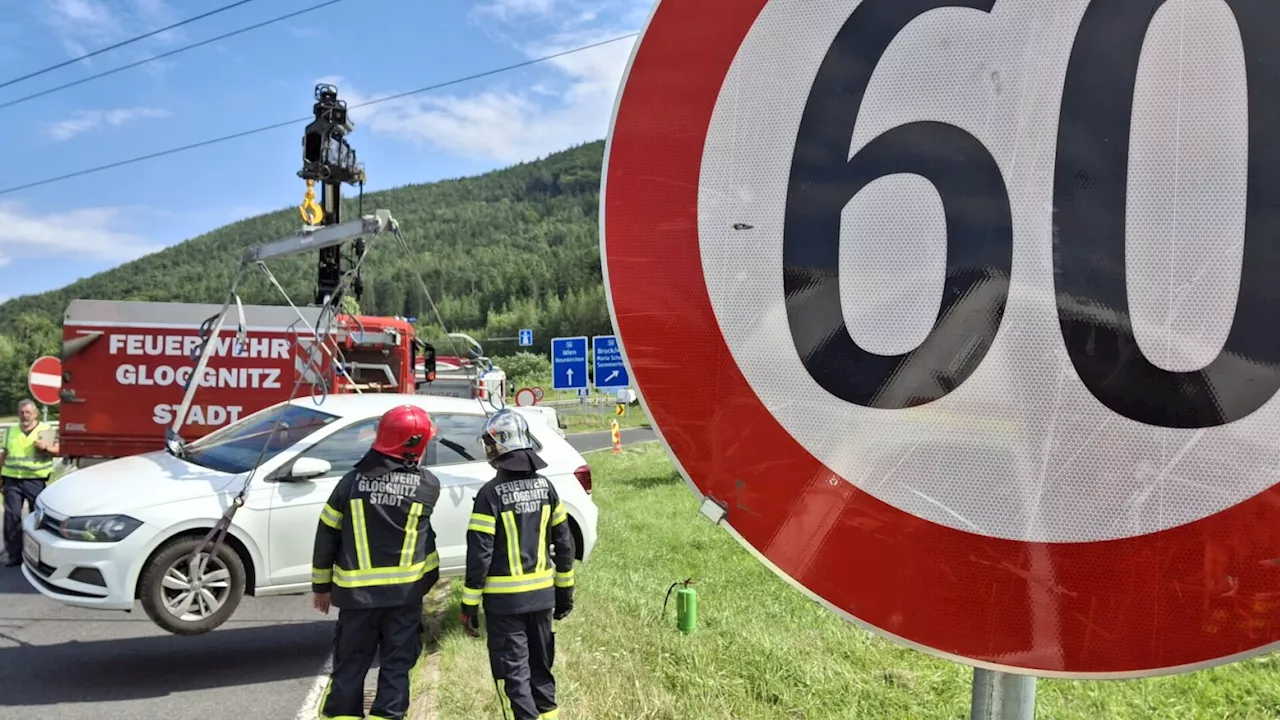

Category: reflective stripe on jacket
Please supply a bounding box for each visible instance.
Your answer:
[2,423,53,480]
[462,469,576,615]
[311,463,442,609]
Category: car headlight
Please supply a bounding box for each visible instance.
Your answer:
[57,515,142,542]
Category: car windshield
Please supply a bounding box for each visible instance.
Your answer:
[181,403,339,474]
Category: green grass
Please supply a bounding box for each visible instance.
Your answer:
[422,444,1280,719]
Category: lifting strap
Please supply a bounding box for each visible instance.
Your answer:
[182,234,376,582]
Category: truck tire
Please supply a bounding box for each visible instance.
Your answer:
[138,535,246,636]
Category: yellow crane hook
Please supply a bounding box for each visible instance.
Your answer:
[299,178,324,225]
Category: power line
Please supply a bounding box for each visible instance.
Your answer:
[0,0,266,91]
[0,0,348,111]
[0,32,639,197]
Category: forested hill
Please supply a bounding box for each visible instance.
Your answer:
[0,139,613,354]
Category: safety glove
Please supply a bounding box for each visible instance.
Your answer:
[460,603,481,637]
[553,586,574,621]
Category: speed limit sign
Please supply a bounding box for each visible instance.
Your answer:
[602,0,1280,678]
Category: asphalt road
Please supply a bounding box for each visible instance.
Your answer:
[0,428,658,719]
[565,426,657,453]
[0,559,333,720]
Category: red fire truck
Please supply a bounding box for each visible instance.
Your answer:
[57,298,437,465]
[415,352,507,401]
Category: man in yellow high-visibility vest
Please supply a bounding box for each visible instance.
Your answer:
[1,399,56,567]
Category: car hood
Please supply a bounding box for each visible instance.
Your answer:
[38,451,241,518]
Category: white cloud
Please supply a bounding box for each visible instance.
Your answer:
[0,201,161,267]
[44,0,121,40]
[43,106,170,141]
[472,0,557,23]
[324,1,645,165]
[41,0,181,59]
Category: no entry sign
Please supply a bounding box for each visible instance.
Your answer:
[28,355,61,406]
[602,0,1280,678]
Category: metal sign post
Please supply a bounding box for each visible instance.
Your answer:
[971,669,1035,720]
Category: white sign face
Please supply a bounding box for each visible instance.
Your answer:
[698,0,1274,542]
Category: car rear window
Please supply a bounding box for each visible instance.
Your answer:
[424,412,545,467]
[426,413,488,467]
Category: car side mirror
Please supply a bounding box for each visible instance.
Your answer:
[288,457,332,481]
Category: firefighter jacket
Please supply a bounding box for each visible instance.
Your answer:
[311,462,441,609]
[461,467,576,615]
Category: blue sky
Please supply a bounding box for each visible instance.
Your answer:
[0,0,649,302]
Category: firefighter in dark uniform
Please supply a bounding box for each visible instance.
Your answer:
[460,409,576,720]
[311,403,442,720]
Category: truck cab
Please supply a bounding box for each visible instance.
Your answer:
[331,314,423,394]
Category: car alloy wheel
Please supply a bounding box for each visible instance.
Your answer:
[140,535,246,635]
[160,551,232,621]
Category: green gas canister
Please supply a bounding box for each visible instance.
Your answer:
[665,578,698,634]
[676,583,698,634]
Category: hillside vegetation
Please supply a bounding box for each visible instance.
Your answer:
[0,140,612,411]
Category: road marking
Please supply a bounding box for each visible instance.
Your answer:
[294,652,332,720]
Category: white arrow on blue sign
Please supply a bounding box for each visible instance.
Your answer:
[519,329,534,347]
[592,335,630,389]
[551,336,588,391]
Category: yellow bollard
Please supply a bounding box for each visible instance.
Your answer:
[611,419,621,453]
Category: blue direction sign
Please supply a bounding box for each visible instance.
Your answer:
[592,335,630,389]
[519,328,534,347]
[551,336,588,390]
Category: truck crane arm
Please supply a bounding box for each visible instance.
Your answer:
[298,83,368,307]
[242,210,394,264]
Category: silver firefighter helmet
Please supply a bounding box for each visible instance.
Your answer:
[480,409,534,463]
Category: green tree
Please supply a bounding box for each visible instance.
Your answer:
[494,352,552,389]
[0,313,62,415]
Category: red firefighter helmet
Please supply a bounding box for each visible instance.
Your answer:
[371,404,437,461]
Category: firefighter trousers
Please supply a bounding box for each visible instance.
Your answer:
[486,609,559,720]
[319,603,423,720]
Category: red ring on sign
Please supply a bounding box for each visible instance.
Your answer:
[602,0,1280,677]
[27,355,62,406]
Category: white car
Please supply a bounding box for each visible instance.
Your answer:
[20,394,598,635]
